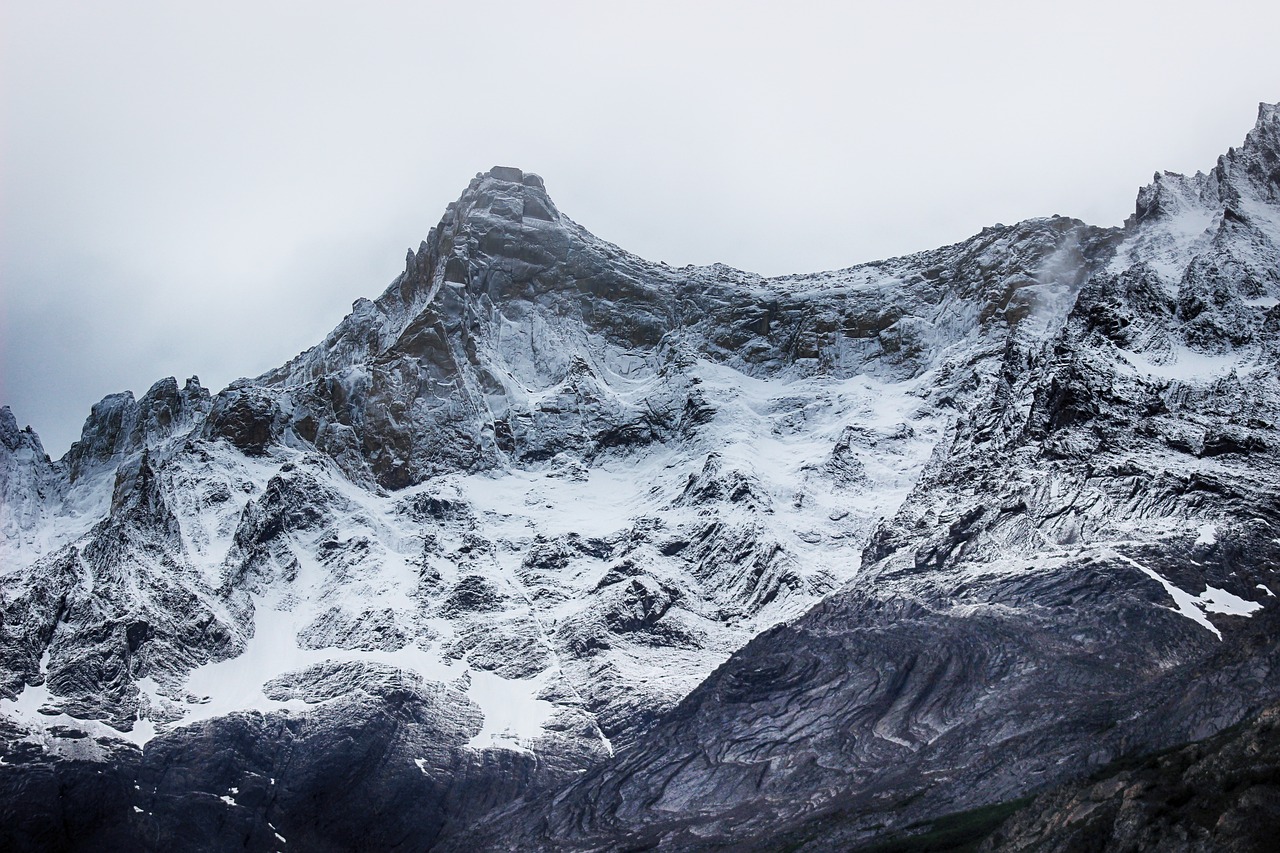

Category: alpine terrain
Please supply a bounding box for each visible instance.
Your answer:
[2,104,1280,852]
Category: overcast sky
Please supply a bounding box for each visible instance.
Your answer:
[2,1,1278,458]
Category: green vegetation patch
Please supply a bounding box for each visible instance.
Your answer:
[850,797,1033,853]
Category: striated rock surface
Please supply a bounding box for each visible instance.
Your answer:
[1,106,1280,851]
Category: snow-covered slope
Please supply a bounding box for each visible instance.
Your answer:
[0,159,1106,761]
[2,104,1279,853]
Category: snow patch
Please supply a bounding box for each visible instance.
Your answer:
[1200,586,1263,617]
[466,671,557,752]
[0,674,155,748]
[1116,346,1260,382]
[1116,553,1262,640]
[1195,524,1217,545]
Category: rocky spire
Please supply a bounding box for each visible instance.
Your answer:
[1126,101,1280,229]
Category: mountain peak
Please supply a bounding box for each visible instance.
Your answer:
[0,404,44,455]
[1126,101,1280,228]
[1243,100,1280,163]
[451,165,556,222]
[482,165,545,191]
[1212,99,1280,204]
[1257,100,1279,128]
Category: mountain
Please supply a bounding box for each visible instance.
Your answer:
[1,104,1278,852]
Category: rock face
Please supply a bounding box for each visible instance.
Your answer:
[2,108,1280,852]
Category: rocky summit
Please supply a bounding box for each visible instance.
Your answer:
[2,103,1280,853]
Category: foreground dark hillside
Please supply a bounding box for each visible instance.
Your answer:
[983,699,1280,853]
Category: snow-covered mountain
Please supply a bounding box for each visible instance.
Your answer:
[2,105,1279,852]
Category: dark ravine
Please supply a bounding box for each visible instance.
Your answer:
[2,104,1279,852]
